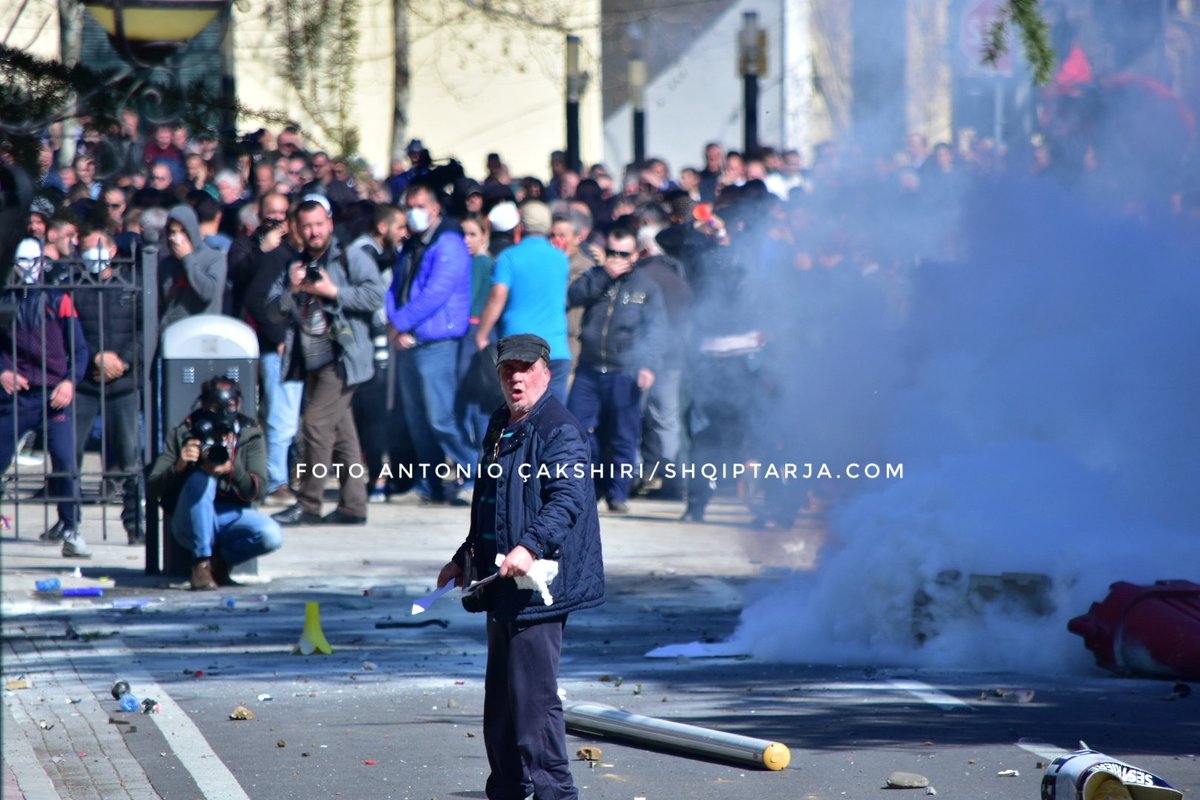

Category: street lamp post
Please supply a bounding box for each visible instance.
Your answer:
[738,11,765,155]
[629,25,646,165]
[565,34,585,173]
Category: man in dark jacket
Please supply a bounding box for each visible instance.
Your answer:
[438,333,604,800]
[566,225,667,512]
[147,377,283,590]
[74,228,144,544]
[1,238,91,556]
[239,193,304,506]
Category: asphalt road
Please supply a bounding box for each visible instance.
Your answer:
[4,498,1198,799]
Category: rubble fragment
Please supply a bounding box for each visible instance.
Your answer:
[886,771,931,789]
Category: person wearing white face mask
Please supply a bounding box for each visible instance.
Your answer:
[71,228,145,545]
[385,183,474,505]
[1,237,92,555]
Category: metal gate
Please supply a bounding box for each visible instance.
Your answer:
[1,234,160,557]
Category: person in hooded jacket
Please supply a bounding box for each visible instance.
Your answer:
[0,238,91,557]
[160,204,227,329]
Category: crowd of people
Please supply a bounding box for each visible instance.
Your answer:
[5,104,1196,562]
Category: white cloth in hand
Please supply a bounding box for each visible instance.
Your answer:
[495,554,558,605]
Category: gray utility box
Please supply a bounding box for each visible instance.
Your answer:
[158,315,261,578]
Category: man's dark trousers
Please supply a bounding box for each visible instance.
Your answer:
[484,615,577,800]
[73,390,143,536]
[0,391,80,524]
[566,366,641,503]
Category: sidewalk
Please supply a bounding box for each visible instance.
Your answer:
[2,490,824,799]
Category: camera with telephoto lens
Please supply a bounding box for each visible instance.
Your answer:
[303,261,322,284]
[189,408,233,467]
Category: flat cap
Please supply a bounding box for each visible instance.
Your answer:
[495,333,550,365]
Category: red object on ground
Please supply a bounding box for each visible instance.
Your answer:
[1068,580,1200,681]
[363,760,376,766]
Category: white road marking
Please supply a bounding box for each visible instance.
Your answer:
[1017,739,1072,761]
[799,680,973,711]
[88,641,253,800]
[888,679,974,711]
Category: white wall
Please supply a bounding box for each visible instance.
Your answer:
[603,0,815,175]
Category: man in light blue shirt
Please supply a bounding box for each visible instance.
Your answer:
[474,200,573,402]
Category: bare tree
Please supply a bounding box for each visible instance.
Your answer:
[57,0,83,166]
[391,0,409,163]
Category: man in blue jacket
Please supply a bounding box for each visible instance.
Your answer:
[387,183,475,503]
[438,333,604,800]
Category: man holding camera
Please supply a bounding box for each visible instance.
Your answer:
[267,196,386,526]
[148,377,283,591]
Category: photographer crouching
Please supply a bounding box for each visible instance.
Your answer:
[148,377,283,590]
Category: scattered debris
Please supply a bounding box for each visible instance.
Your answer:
[229,705,255,721]
[925,788,937,796]
[374,619,449,629]
[277,740,286,748]
[465,732,475,738]
[998,769,1020,777]
[576,746,603,762]
[913,570,1054,644]
[984,687,1036,703]
[38,720,53,730]
[108,717,131,726]
[1166,682,1191,701]
[887,771,931,789]
[446,698,460,709]
[565,702,790,771]
[1043,749,1183,800]
[5,678,32,690]
[141,698,159,714]
[62,587,104,598]
[633,684,642,695]
[257,694,274,702]
[362,661,377,671]
[598,674,612,683]
[362,760,376,766]
[111,598,154,610]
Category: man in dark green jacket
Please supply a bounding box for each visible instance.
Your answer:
[148,377,283,590]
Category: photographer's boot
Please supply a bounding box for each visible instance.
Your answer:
[190,559,219,591]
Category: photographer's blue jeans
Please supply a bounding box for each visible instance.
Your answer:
[171,469,284,565]
[261,351,303,492]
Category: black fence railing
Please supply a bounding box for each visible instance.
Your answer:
[1,237,161,558]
